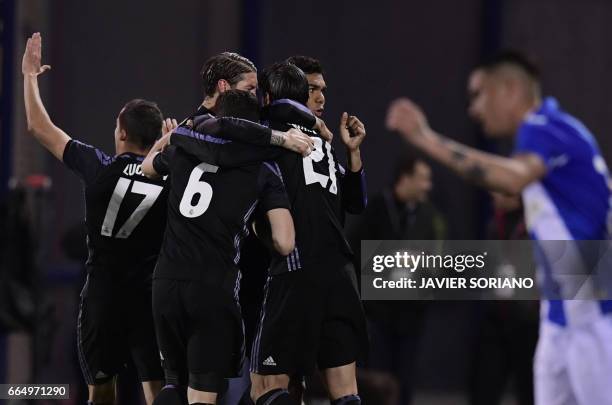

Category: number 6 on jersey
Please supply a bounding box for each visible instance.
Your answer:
[179,162,219,218]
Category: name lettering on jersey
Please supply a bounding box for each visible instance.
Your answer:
[123,163,144,177]
[122,163,167,181]
[287,122,318,137]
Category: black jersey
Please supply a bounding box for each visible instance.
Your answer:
[152,145,289,292]
[62,139,169,269]
[179,105,273,147]
[170,99,368,275]
[262,100,367,274]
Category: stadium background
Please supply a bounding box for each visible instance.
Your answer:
[1,0,612,404]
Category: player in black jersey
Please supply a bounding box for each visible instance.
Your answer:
[286,56,327,120]
[23,33,172,405]
[142,90,296,405]
[181,52,326,158]
[169,62,368,405]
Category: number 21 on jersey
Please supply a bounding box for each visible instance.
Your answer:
[303,137,337,194]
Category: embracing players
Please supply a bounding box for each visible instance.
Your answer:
[172,61,369,405]
[142,89,297,405]
[23,33,172,405]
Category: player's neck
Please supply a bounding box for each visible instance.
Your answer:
[116,143,148,157]
[513,96,542,133]
[202,95,218,112]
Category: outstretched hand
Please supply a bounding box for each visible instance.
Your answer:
[22,33,51,77]
[386,98,431,142]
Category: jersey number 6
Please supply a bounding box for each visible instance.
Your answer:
[179,162,219,218]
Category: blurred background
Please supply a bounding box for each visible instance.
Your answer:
[1,0,611,404]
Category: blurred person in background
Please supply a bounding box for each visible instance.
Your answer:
[469,191,538,405]
[467,68,537,405]
[23,32,172,405]
[387,51,612,405]
[349,155,445,405]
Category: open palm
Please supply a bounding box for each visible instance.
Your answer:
[22,32,51,76]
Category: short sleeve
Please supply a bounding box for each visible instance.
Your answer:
[258,162,290,212]
[153,145,176,176]
[514,122,565,170]
[62,139,113,184]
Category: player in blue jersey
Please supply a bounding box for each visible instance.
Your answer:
[386,51,612,405]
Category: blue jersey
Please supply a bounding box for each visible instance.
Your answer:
[514,97,612,326]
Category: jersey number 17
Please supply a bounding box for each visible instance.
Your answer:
[101,178,163,238]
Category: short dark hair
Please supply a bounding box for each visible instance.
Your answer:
[216,90,260,122]
[201,52,257,97]
[480,50,541,82]
[392,154,425,184]
[118,99,163,150]
[259,62,309,105]
[286,55,324,75]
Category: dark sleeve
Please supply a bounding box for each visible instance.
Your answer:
[268,102,317,128]
[208,117,272,146]
[62,139,113,185]
[258,162,291,213]
[341,165,368,214]
[170,124,283,168]
[152,145,176,176]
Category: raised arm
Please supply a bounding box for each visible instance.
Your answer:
[386,98,546,195]
[338,112,368,213]
[22,33,71,161]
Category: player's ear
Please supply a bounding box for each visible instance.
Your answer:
[119,128,129,142]
[218,79,231,93]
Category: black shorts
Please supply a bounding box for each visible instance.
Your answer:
[250,262,368,376]
[77,264,163,385]
[152,278,244,391]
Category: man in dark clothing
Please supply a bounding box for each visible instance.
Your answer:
[143,90,296,405]
[349,155,445,405]
[23,33,170,405]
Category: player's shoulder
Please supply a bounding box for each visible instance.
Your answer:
[65,139,115,165]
